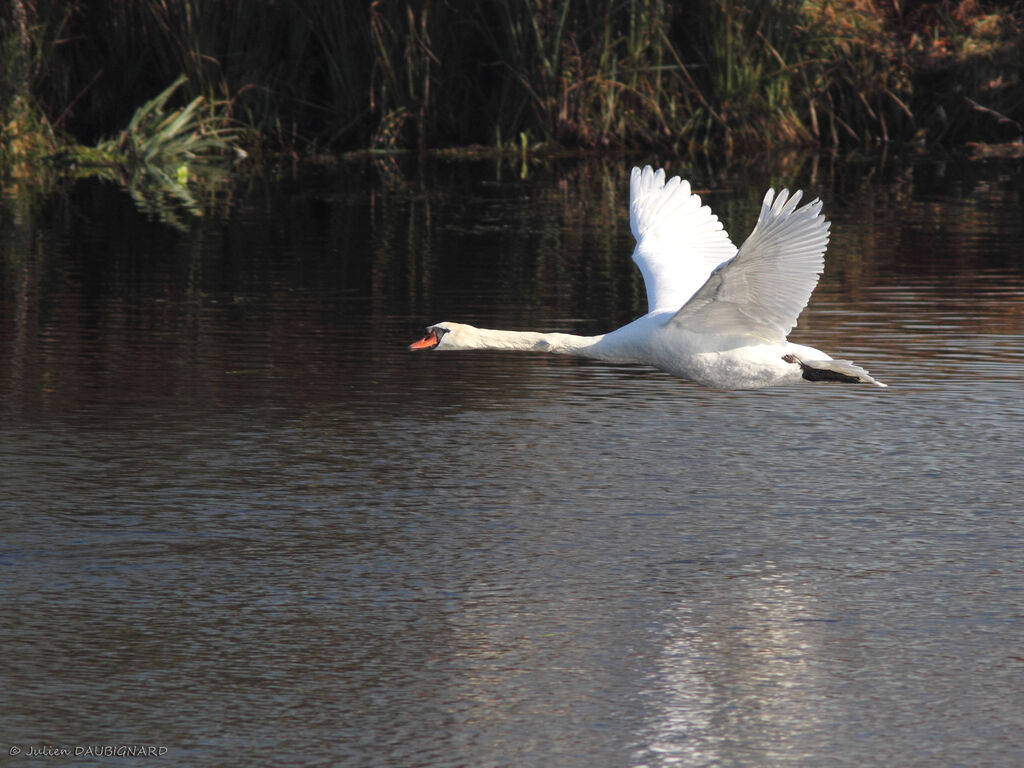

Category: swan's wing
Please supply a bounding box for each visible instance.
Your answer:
[670,188,830,341]
[629,166,737,313]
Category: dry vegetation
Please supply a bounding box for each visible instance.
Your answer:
[1,0,1021,175]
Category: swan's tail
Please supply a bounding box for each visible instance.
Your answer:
[783,354,887,387]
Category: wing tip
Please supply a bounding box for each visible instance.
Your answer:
[631,164,692,238]
[760,187,830,234]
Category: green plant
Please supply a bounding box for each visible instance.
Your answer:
[4,0,1024,164]
[95,75,240,166]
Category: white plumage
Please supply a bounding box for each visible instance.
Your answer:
[629,166,737,313]
[410,166,886,390]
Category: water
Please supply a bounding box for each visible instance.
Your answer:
[1,155,1022,767]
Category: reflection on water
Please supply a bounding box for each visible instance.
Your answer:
[1,154,1023,767]
[640,563,827,766]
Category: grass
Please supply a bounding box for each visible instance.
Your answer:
[2,0,1023,176]
[93,75,241,167]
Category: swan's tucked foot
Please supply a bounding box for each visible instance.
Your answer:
[782,354,887,387]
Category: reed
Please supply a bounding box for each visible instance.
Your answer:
[0,0,65,171]
[2,0,1022,168]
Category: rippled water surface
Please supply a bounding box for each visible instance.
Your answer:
[1,155,1022,766]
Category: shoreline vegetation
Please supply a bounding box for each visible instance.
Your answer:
[2,1,1022,190]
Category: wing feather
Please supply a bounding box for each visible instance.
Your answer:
[629,166,737,313]
[670,187,831,341]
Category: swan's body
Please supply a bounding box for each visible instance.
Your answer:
[410,166,885,390]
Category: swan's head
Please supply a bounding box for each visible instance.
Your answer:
[408,322,471,350]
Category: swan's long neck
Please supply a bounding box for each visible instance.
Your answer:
[447,325,611,358]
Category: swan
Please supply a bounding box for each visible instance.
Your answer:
[409,166,886,389]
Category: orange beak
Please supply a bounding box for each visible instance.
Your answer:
[409,330,440,350]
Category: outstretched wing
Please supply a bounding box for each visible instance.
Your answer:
[629,166,737,313]
[670,188,830,342]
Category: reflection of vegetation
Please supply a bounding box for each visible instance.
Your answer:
[82,76,242,230]
[82,161,236,232]
[2,153,1022,418]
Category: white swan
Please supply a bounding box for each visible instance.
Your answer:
[409,166,886,390]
